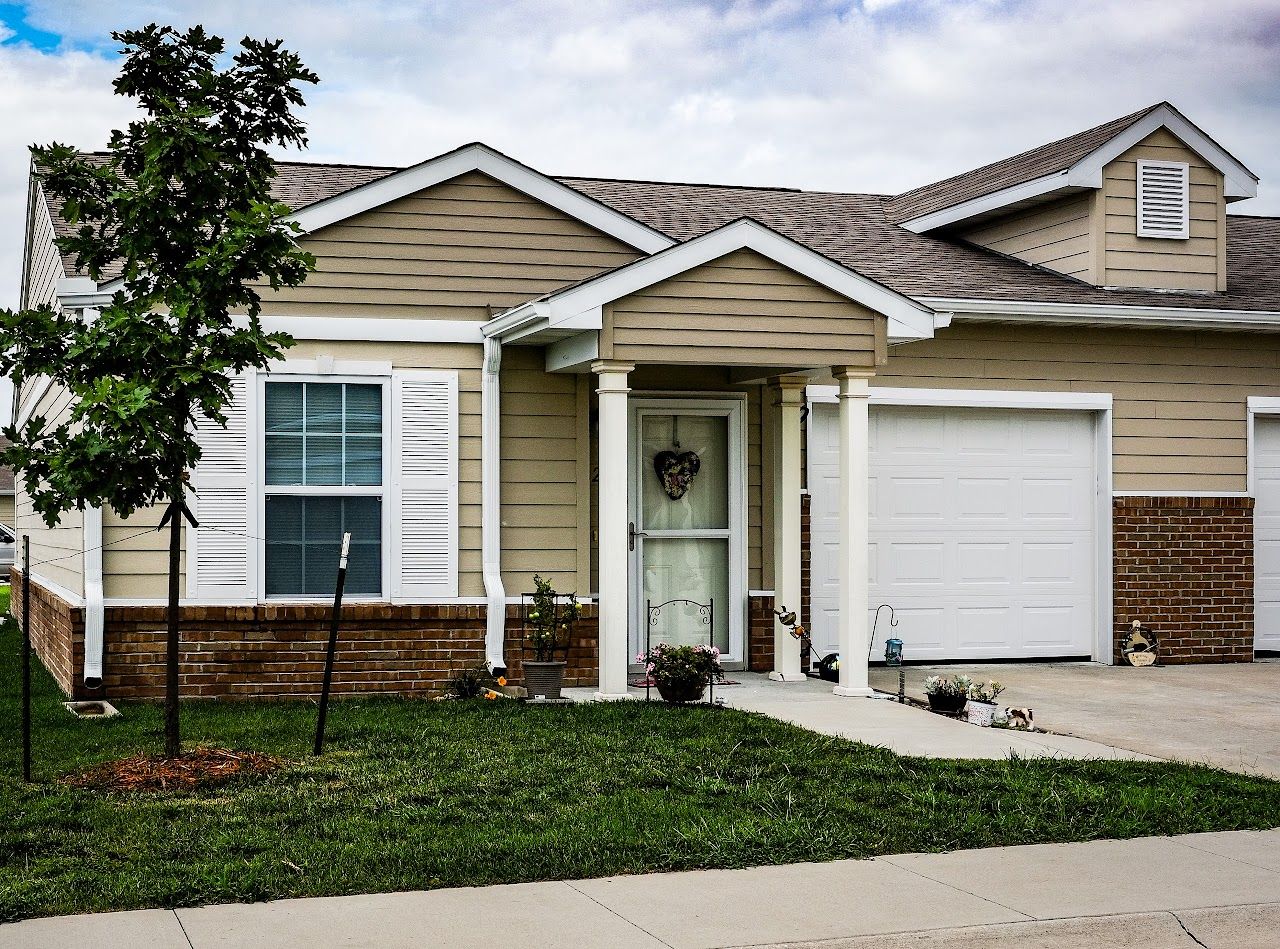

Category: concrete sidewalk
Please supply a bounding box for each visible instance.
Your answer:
[5,830,1278,948]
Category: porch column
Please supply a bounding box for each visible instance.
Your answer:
[770,375,808,681]
[832,367,874,697]
[593,359,635,700]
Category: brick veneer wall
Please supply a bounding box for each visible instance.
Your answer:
[1112,496,1254,664]
[10,576,601,700]
[9,570,84,697]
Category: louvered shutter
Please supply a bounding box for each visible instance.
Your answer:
[390,371,458,600]
[1137,160,1190,239]
[189,371,257,601]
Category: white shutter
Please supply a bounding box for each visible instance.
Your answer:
[1137,160,1190,239]
[189,371,257,601]
[390,371,458,600]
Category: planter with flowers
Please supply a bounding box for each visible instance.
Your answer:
[521,575,582,700]
[637,642,725,704]
[965,680,1006,727]
[923,674,972,715]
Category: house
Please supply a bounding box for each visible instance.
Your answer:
[14,101,1280,702]
[0,438,14,529]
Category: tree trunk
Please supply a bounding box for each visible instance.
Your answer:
[164,474,183,758]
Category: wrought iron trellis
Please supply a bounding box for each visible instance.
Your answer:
[643,597,717,704]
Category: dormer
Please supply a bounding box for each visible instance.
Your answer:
[886,103,1259,293]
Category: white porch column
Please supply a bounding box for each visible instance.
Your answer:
[832,367,874,697]
[593,359,635,700]
[770,376,808,682]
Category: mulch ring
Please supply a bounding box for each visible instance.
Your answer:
[62,746,283,793]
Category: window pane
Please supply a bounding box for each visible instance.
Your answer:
[346,385,382,434]
[305,435,343,485]
[265,382,303,433]
[345,436,383,485]
[265,435,304,485]
[265,495,382,597]
[306,383,342,433]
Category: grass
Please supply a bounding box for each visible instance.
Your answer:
[1,585,1278,922]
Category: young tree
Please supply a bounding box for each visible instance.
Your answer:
[0,24,318,756]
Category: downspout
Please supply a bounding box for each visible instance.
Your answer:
[481,335,507,674]
[82,504,104,689]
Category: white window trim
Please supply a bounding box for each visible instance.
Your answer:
[257,372,393,603]
[1136,159,1190,240]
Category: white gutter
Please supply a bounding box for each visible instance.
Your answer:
[917,296,1280,332]
[82,505,104,689]
[481,335,507,674]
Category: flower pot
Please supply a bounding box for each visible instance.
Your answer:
[656,677,707,704]
[927,691,967,715]
[523,660,567,700]
[966,700,997,727]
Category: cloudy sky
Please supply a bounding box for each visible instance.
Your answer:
[2,0,1279,309]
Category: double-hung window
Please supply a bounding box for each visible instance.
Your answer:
[263,380,385,598]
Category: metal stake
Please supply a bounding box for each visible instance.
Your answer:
[21,535,31,782]
[313,532,351,756]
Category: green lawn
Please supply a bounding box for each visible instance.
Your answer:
[1,593,1278,923]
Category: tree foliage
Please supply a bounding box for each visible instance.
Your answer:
[0,24,319,524]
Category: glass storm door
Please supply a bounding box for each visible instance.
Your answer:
[630,399,745,665]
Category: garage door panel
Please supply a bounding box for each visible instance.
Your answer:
[1253,418,1280,651]
[811,401,1097,661]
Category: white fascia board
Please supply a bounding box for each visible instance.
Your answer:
[257,315,484,344]
[482,300,548,339]
[540,219,936,341]
[918,295,1280,331]
[1067,104,1258,198]
[289,144,675,253]
[898,171,1072,233]
[806,383,1112,412]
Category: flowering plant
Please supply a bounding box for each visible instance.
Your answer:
[923,674,973,698]
[637,642,724,700]
[526,574,582,662]
[967,680,1006,704]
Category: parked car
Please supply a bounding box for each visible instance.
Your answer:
[0,523,15,574]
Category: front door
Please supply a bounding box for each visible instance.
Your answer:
[630,399,745,666]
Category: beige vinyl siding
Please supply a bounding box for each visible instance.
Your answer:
[499,346,585,597]
[873,323,1280,492]
[102,504,185,600]
[24,187,64,309]
[0,494,14,528]
[602,249,885,369]
[1100,128,1226,292]
[959,194,1094,280]
[262,171,642,320]
[14,382,83,596]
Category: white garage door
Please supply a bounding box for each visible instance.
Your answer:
[808,402,1097,661]
[1252,417,1280,652]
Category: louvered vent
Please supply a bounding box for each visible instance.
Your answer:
[1137,160,1190,240]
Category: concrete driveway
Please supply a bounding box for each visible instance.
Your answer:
[870,659,1280,778]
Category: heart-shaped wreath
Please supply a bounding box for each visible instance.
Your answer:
[653,449,701,500]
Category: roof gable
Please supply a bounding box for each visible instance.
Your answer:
[887,103,1258,233]
[290,143,675,253]
[489,217,938,343]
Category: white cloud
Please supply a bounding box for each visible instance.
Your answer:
[3,0,1280,308]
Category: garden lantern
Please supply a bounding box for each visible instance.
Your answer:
[884,638,904,666]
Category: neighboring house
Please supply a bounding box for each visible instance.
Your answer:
[15,101,1280,702]
[0,438,14,528]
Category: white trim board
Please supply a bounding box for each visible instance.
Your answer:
[289,143,674,253]
[916,296,1280,333]
[899,103,1258,232]
[1246,397,1280,498]
[806,384,1112,412]
[493,218,939,344]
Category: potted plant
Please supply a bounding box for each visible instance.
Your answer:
[522,575,581,700]
[965,680,1006,727]
[637,642,724,703]
[923,674,972,715]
